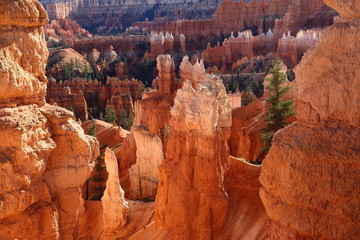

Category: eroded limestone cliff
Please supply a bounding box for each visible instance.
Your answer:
[0,1,98,239]
[260,0,360,239]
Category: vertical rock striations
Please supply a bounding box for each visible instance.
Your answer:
[127,54,176,200]
[260,0,360,239]
[155,63,232,239]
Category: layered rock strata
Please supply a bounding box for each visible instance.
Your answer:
[0,1,98,239]
[46,77,142,120]
[260,0,360,239]
[134,0,329,42]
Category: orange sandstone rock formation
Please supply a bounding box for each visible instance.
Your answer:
[230,99,266,162]
[134,0,329,42]
[101,148,129,236]
[46,77,142,121]
[0,1,98,239]
[0,0,48,107]
[128,125,164,200]
[260,0,360,239]
[155,73,232,239]
[126,55,176,200]
[44,18,91,46]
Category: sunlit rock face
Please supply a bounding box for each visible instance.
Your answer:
[101,148,128,235]
[260,0,360,239]
[155,67,233,239]
[0,0,48,107]
[0,1,98,239]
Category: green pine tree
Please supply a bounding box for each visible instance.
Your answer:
[90,144,108,200]
[67,106,76,119]
[261,58,295,155]
[62,59,76,81]
[119,109,134,130]
[88,119,97,138]
[104,106,117,124]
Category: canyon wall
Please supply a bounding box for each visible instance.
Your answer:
[40,0,220,34]
[72,35,149,56]
[133,0,330,40]
[0,1,98,239]
[260,0,360,239]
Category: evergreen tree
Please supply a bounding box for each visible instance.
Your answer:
[118,109,134,130]
[67,106,76,119]
[261,58,295,154]
[91,144,108,200]
[104,106,117,124]
[83,64,91,81]
[88,119,97,138]
[62,59,76,81]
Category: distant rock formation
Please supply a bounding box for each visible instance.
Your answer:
[40,0,221,34]
[134,0,332,42]
[44,18,91,46]
[201,30,276,70]
[46,77,142,121]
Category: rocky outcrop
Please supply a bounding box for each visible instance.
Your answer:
[277,29,322,68]
[72,35,149,56]
[179,56,207,89]
[47,81,88,121]
[128,125,164,200]
[48,0,220,34]
[126,55,176,200]
[82,119,129,148]
[134,54,176,136]
[101,148,129,235]
[201,27,324,70]
[227,89,242,109]
[217,156,268,240]
[260,1,360,239]
[0,0,48,107]
[155,70,232,238]
[0,1,98,239]
[147,32,174,58]
[201,30,276,70]
[44,18,91,46]
[230,99,265,162]
[46,48,91,80]
[46,1,71,20]
[323,0,360,19]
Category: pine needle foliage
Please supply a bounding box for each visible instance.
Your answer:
[261,57,295,154]
[104,106,117,124]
